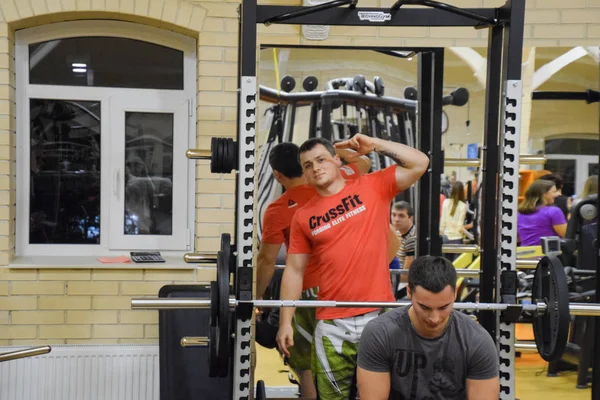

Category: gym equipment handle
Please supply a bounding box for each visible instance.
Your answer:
[0,346,51,362]
[186,149,212,160]
[180,337,209,347]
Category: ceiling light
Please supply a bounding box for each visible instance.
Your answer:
[72,68,87,73]
[72,63,87,68]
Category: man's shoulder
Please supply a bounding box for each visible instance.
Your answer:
[452,311,494,344]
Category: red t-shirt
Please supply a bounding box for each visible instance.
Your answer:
[260,163,360,290]
[288,165,399,320]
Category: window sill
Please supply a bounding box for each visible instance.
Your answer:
[8,256,199,270]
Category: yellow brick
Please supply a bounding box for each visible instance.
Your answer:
[11,282,64,295]
[328,26,377,37]
[0,253,11,266]
[162,0,179,23]
[94,324,144,338]
[199,62,237,77]
[223,107,237,121]
[202,2,237,17]
[452,39,488,47]
[145,324,159,338]
[198,106,222,120]
[0,191,11,206]
[195,237,221,253]
[197,121,236,136]
[40,325,91,339]
[377,27,429,38]
[39,269,91,280]
[148,0,165,19]
[0,236,10,252]
[524,9,559,24]
[429,27,478,39]
[199,32,238,47]
[121,282,166,295]
[198,76,222,91]
[144,269,195,281]
[105,0,120,12]
[198,91,237,107]
[195,223,221,237]
[196,179,236,194]
[92,296,132,310]
[0,294,36,310]
[92,270,143,280]
[78,0,92,11]
[196,194,222,208]
[12,311,64,324]
[0,311,7,324]
[67,281,119,295]
[67,339,120,344]
[196,208,235,224]
[196,267,217,281]
[0,281,7,295]
[0,325,36,339]
[120,310,159,324]
[260,35,300,45]
[39,296,91,310]
[0,176,10,190]
[119,338,158,344]
[589,25,600,38]
[224,78,237,92]
[536,0,586,7]
[61,0,76,13]
[1,1,20,22]
[534,24,586,38]
[189,5,208,31]
[561,9,600,23]
[67,310,118,324]
[558,39,600,46]
[90,0,105,11]
[11,339,65,345]
[202,17,224,32]
[224,47,237,63]
[224,18,238,33]
[199,47,223,61]
[222,194,234,208]
[134,0,150,15]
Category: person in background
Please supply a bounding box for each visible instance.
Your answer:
[440,181,470,262]
[573,175,598,207]
[517,179,567,246]
[391,201,415,298]
[539,173,571,220]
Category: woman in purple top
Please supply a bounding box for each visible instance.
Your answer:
[517,179,568,246]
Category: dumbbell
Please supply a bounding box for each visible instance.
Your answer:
[186,137,238,174]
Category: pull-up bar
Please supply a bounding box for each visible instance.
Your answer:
[263,0,357,26]
[390,0,498,26]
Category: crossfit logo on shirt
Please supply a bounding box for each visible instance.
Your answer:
[309,194,367,236]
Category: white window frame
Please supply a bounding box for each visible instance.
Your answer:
[15,21,197,257]
[545,154,598,196]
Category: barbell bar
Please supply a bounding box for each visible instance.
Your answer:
[444,154,547,168]
[186,137,238,174]
[0,346,52,362]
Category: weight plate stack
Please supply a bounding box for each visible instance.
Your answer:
[532,255,570,362]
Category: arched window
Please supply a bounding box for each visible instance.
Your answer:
[15,21,197,257]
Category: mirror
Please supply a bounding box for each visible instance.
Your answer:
[253,45,599,398]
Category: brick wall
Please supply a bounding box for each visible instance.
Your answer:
[0,0,597,344]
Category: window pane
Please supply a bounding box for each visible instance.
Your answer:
[124,112,174,235]
[29,37,184,90]
[589,163,598,177]
[545,159,576,197]
[30,99,101,244]
[545,139,600,156]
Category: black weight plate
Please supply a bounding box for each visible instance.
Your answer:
[281,75,296,93]
[210,280,218,326]
[224,138,235,173]
[208,325,219,377]
[532,255,570,362]
[302,76,319,92]
[216,250,231,377]
[221,232,234,274]
[222,137,230,174]
[229,138,238,172]
[216,138,225,174]
[210,137,219,173]
[374,76,385,97]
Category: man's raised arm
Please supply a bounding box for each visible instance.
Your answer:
[335,134,429,192]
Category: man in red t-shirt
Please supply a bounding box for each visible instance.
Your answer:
[276,135,429,399]
[256,141,371,397]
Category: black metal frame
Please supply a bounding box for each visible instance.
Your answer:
[233,0,525,398]
[594,58,600,400]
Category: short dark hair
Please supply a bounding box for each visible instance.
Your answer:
[539,173,564,191]
[408,256,457,293]
[393,201,414,218]
[298,138,336,161]
[269,142,303,178]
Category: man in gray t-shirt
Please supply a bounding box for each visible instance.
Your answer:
[357,256,499,400]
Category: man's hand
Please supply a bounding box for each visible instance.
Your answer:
[334,134,376,161]
[276,322,295,357]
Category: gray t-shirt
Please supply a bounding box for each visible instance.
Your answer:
[357,307,498,400]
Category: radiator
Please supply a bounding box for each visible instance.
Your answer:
[0,345,160,400]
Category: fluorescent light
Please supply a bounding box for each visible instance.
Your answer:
[72,68,87,73]
[72,63,87,68]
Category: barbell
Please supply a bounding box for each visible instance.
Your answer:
[186,137,238,174]
[131,233,600,378]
